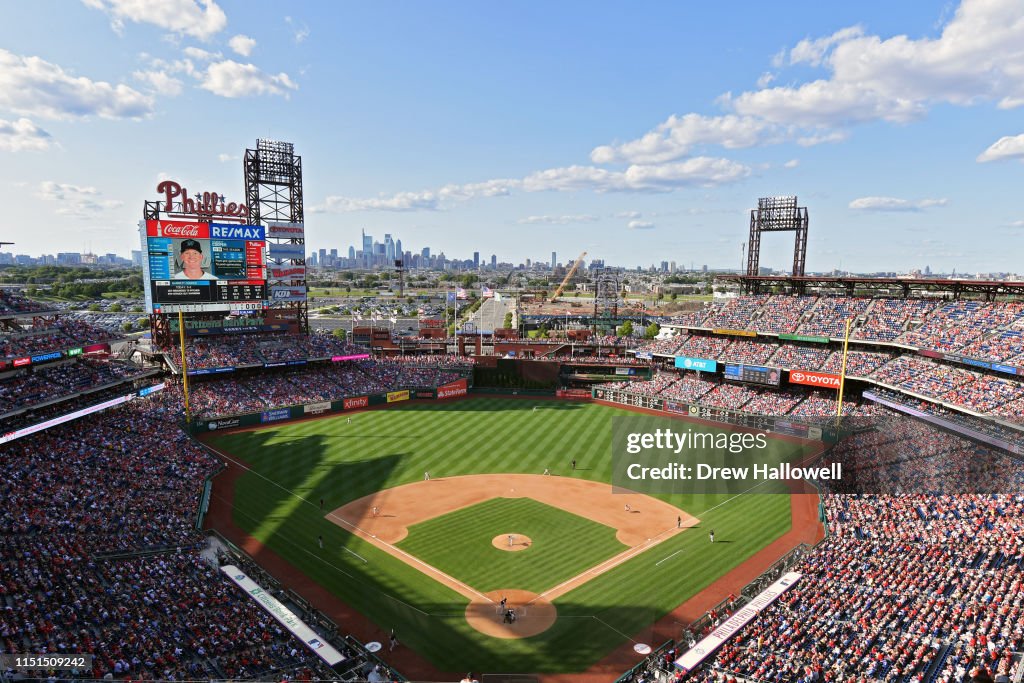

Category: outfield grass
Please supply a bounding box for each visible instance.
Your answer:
[211,398,806,673]
[397,497,626,593]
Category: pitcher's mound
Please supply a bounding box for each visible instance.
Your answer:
[492,534,532,552]
[465,589,556,639]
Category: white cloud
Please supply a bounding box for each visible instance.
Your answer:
[316,156,751,213]
[285,16,310,43]
[132,69,184,96]
[517,215,599,225]
[614,211,642,219]
[35,181,124,217]
[1009,219,1024,227]
[756,72,776,88]
[228,34,257,57]
[976,133,1024,162]
[0,118,53,152]
[728,0,1024,127]
[591,113,776,165]
[182,46,221,61]
[83,0,227,40]
[320,191,440,212]
[628,220,655,230]
[437,179,518,200]
[784,159,800,168]
[787,26,865,66]
[217,153,238,162]
[849,196,950,212]
[199,60,297,98]
[0,49,154,120]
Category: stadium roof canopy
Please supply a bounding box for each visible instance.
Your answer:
[719,275,1024,299]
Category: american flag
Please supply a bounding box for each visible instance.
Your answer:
[456,287,468,300]
[481,286,493,298]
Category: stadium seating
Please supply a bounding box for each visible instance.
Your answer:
[0,317,120,358]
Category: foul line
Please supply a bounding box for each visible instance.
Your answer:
[201,440,493,605]
[656,549,684,566]
[343,546,368,563]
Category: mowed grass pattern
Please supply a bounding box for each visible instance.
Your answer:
[397,497,626,593]
[211,398,804,673]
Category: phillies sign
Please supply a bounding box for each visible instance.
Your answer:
[789,370,841,389]
[157,180,248,218]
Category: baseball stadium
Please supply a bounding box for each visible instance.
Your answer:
[1,137,1022,683]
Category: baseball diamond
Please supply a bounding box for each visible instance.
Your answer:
[204,397,818,675]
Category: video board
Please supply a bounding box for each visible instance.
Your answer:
[141,219,267,313]
[723,363,782,386]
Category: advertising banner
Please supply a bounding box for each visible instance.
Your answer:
[437,379,468,399]
[615,367,636,376]
[30,351,63,363]
[206,417,241,431]
[137,383,166,397]
[331,354,371,362]
[188,367,236,376]
[778,333,830,344]
[788,370,841,389]
[713,328,757,337]
[220,565,345,666]
[13,357,31,367]
[387,390,410,403]
[304,401,331,415]
[674,356,717,372]
[674,573,802,672]
[266,221,305,238]
[268,243,305,260]
[556,389,592,399]
[67,347,83,357]
[343,396,369,410]
[0,392,135,445]
[261,408,291,423]
[269,265,306,279]
[270,286,307,302]
[634,351,654,360]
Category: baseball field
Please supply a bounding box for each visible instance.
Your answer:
[205,397,816,675]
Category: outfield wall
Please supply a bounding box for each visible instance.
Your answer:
[192,379,470,433]
[591,386,836,441]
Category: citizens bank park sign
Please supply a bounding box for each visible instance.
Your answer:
[788,370,841,388]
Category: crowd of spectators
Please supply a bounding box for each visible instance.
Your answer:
[0,358,148,414]
[676,335,731,360]
[797,296,873,338]
[871,356,979,401]
[897,300,1024,355]
[675,415,1024,683]
[0,390,385,681]
[631,335,688,356]
[188,361,468,418]
[717,339,778,365]
[853,297,938,341]
[755,295,816,334]
[165,331,369,370]
[0,318,120,359]
[703,296,768,330]
[0,289,51,315]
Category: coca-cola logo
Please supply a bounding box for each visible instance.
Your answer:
[161,222,202,238]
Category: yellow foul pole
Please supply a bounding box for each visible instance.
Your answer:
[836,317,852,419]
[178,311,191,423]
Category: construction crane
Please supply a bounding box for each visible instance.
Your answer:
[550,251,586,302]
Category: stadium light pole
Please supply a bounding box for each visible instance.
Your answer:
[178,311,191,424]
[836,317,852,421]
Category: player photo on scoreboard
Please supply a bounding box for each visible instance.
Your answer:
[172,238,219,281]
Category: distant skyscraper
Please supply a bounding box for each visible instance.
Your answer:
[396,239,402,258]
[551,251,556,268]
[384,234,395,262]
[362,230,373,268]
[348,246,355,260]
[473,251,479,269]
[319,248,327,266]
[491,254,497,269]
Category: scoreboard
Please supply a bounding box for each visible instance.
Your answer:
[142,219,267,313]
[723,363,782,386]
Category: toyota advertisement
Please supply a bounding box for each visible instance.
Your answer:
[141,219,267,313]
[788,370,841,389]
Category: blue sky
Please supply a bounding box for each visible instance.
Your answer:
[0,0,1022,273]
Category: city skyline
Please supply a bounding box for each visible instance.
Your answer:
[0,1,1023,273]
